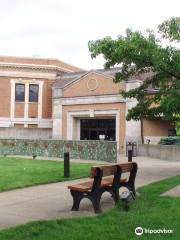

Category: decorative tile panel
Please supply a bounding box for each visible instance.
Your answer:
[0,139,117,162]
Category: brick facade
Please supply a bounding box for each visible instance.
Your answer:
[0,77,11,117]
[0,56,172,154]
[62,72,125,97]
[0,56,80,130]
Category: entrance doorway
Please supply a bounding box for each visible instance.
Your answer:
[80,118,116,141]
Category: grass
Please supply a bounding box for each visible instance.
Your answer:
[0,175,179,240]
[0,157,93,191]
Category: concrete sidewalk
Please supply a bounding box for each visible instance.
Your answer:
[0,157,180,230]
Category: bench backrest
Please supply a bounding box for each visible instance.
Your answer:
[90,162,134,178]
[90,162,137,193]
[116,162,133,173]
[90,165,117,178]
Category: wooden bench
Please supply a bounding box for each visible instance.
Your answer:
[68,162,138,213]
[91,162,138,197]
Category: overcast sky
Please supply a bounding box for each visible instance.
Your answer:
[0,0,179,70]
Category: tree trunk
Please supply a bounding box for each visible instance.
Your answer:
[140,117,144,144]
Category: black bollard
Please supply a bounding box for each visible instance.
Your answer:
[64,152,70,178]
[128,150,133,162]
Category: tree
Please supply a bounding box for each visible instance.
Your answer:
[176,122,180,136]
[88,17,180,143]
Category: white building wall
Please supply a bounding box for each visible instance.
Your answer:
[125,81,142,143]
[52,98,62,139]
[0,127,52,139]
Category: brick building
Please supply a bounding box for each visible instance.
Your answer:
[0,56,171,153]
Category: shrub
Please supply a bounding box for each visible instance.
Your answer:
[159,136,180,145]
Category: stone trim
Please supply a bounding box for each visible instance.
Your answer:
[125,81,141,142]
[0,70,58,79]
[38,81,43,120]
[66,109,120,153]
[87,78,99,91]
[0,117,52,128]
[10,79,44,125]
[52,98,63,139]
[61,94,125,105]
[0,63,75,73]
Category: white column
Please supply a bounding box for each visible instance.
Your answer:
[52,99,62,139]
[72,118,80,140]
[76,119,81,140]
[125,81,142,142]
[67,112,73,140]
[10,80,15,123]
[115,111,120,153]
[126,100,141,142]
[38,81,43,120]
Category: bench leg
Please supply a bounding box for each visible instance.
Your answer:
[112,188,120,203]
[130,184,136,197]
[70,191,83,211]
[128,162,137,197]
[91,194,102,214]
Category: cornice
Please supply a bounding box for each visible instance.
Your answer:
[0,62,74,73]
[0,67,58,79]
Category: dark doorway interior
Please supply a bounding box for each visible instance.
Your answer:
[80,118,116,141]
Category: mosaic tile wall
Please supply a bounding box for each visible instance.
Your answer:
[0,139,117,162]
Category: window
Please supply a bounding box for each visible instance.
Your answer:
[15,84,25,102]
[29,84,39,102]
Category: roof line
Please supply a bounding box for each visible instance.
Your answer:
[0,62,76,73]
[60,70,114,89]
[0,55,83,72]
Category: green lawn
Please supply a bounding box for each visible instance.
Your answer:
[0,157,93,191]
[0,175,179,240]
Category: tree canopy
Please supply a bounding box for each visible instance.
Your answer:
[88,17,180,123]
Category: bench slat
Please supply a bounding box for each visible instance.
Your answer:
[68,177,127,193]
[90,165,117,177]
[117,163,133,173]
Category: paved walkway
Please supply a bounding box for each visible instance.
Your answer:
[0,157,180,230]
[161,185,180,197]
